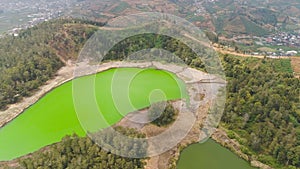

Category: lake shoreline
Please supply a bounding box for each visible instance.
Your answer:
[0,60,216,128]
[0,61,155,128]
[0,64,76,128]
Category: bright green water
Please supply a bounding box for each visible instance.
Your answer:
[0,68,187,161]
[177,139,257,169]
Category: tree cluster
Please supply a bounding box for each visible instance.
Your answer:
[148,102,178,127]
[91,126,148,158]
[103,33,207,71]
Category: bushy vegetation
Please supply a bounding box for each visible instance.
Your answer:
[271,59,293,74]
[91,126,148,158]
[110,2,130,13]
[221,54,300,168]
[19,127,146,169]
[250,8,277,26]
[103,33,207,71]
[214,16,225,33]
[204,31,219,44]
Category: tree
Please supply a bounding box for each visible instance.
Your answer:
[149,102,178,127]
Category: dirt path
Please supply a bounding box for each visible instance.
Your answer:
[215,47,300,79]
[215,47,264,58]
[214,47,290,59]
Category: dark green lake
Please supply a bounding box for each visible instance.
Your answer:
[177,139,257,169]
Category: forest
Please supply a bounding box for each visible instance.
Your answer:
[0,19,299,168]
[221,55,300,169]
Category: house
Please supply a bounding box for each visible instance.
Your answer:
[286,50,298,56]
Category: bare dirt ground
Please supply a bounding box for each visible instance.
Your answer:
[291,56,300,78]
[116,100,213,169]
[215,47,264,58]
[114,64,226,169]
[142,101,212,169]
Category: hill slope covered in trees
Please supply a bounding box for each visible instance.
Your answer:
[0,19,101,110]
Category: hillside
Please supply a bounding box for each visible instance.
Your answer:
[0,19,102,110]
[65,0,300,38]
[197,0,300,36]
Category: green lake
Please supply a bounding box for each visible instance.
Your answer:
[0,68,187,161]
[177,139,257,169]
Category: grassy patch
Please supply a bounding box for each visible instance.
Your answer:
[266,45,300,52]
[269,59,293,73]
[257,47,276,53]
[110,2,130,13]
[241,16,269,36]
[187,15,205,22]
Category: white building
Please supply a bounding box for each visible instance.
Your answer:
[286,50,298,56]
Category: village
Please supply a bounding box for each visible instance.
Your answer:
[0,0,76,37]
[230,32,300,57]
